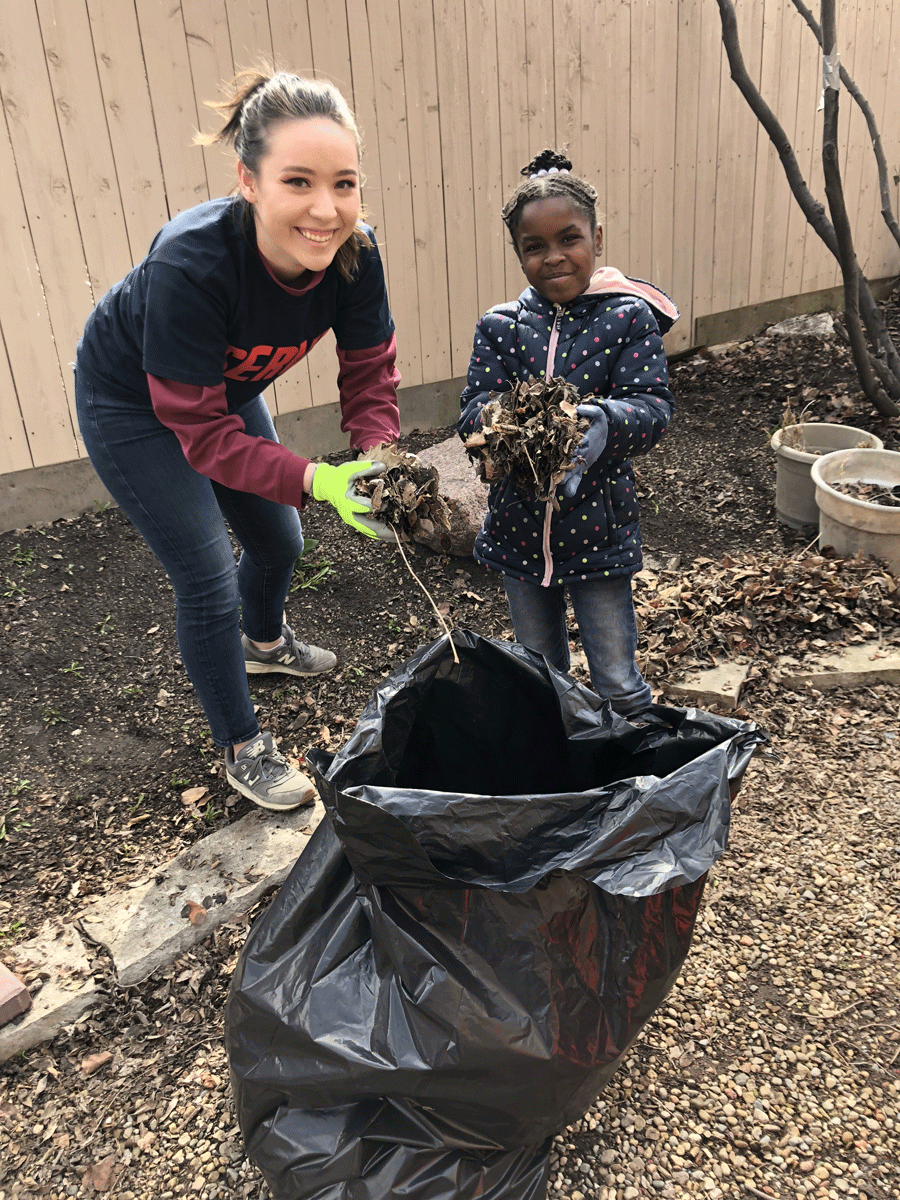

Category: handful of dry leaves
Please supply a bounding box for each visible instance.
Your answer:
[464,377,589,509]
[354,445,452,544]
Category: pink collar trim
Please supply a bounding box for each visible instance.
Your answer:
[257,249,325,296]
[583,266,680,326]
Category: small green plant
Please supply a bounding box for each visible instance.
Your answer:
[291,538,335,592]
[64,562,74,575]
[7,544,35,566]
[62,661,83,676]
[128,793,146,815]
[93,498,112,514]
[170,773,190,788]
[40,705,67,726]
[124,684,143,697]
[0,919,24,939]
[94,614,114,635]
[0,805,31,841]
[3,577,25,600]
[202,800,222,825]
[10,778,31,796]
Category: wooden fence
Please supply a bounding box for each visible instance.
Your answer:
[1,0,898,477]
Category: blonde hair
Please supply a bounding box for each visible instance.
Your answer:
[197,68,373,281]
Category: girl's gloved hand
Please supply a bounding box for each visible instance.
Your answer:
[560,404,609,500]
[311,461,397,542]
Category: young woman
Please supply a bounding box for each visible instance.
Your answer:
[459,149,679,717]
[76,70,400,811]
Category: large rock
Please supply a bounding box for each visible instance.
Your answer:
[414,435,488,557]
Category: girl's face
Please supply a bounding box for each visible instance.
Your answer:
[514,196,603,306]
[237,116,361,284]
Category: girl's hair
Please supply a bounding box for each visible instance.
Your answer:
[501,149,599,244]
[196,67,373,280]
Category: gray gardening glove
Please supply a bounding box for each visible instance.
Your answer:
[560,404,609,500]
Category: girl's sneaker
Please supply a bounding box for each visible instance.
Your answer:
[242,623,336,676]
[225,732,315,811]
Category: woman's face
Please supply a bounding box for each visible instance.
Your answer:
[238,116,361,284]
[514,196,603,306]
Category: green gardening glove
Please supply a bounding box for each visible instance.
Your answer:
[310,461,397,541]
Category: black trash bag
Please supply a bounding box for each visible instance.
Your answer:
[226,630,766,1200]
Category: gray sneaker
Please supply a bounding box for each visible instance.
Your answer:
[225,732,316,811]
[242,623,337,677]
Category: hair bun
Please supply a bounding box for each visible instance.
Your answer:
[520,149,573,178]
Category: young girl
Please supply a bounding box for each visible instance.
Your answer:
[459,150,679,717]
[76,70,400,812]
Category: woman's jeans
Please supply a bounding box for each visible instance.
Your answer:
[76,375,304,747]
[503,574,651,716]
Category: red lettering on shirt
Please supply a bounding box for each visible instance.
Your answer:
[223,334,326,382]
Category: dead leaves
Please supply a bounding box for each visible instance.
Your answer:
[81,1050,113,1076]
[84,1154,119,1192]
[464,377,587,509]
[355,444,452,543]
[634,548,900,681]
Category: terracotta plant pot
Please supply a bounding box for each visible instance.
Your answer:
[770,423,884,529]
[812,448,900,576]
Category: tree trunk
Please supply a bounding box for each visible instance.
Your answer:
[715,0,899,417]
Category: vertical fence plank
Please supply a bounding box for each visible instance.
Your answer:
[0,324,32,475]
[0,109,76,468]
[432,0,481,376]
[691,0,723,329]
[669,0,703,351]
[182,0,236,201]
[780,0,813,299]
[648,0,679,297]
[225,0,273,69]
[134,0,209,217]
[397,0,452,385]
[365,0,422,385]
[553,0,582,172]
[627,0,655,282]
[0,0,96,462]
[495,0,531,300]
[463,0,508,319]
[36,0,134,303]
[601,0,632,272]
[84,0,171,252]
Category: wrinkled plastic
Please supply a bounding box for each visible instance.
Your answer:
[226,631,766,1200]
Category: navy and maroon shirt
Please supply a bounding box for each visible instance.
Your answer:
[77,197,400,506]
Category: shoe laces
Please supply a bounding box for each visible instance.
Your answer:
[243,737,290,782]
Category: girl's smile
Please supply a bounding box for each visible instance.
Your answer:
[514,196,603,305]
[237,116,361,285]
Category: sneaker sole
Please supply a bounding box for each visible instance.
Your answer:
[226,772,316,811]
[244,660,335,676]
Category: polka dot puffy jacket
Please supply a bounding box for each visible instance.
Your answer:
[458,274,678,587]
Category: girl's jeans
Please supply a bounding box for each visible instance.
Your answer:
[76,375,304,747]
[502,574,651,716]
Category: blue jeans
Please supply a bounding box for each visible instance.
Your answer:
[76,375,304,747]
[502,574,651,716]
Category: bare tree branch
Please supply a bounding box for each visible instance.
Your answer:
[790,0,900,252]
[715,0,900,417]
[819,0,894,411]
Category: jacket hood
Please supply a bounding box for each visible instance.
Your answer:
[582,266,680,334]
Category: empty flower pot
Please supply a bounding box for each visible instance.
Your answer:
[770,423,883,528]
[812,448,900,576]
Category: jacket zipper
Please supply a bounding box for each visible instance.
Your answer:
[539,304,564,587]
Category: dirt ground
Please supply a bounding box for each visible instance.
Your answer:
[1,297,900,1199]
